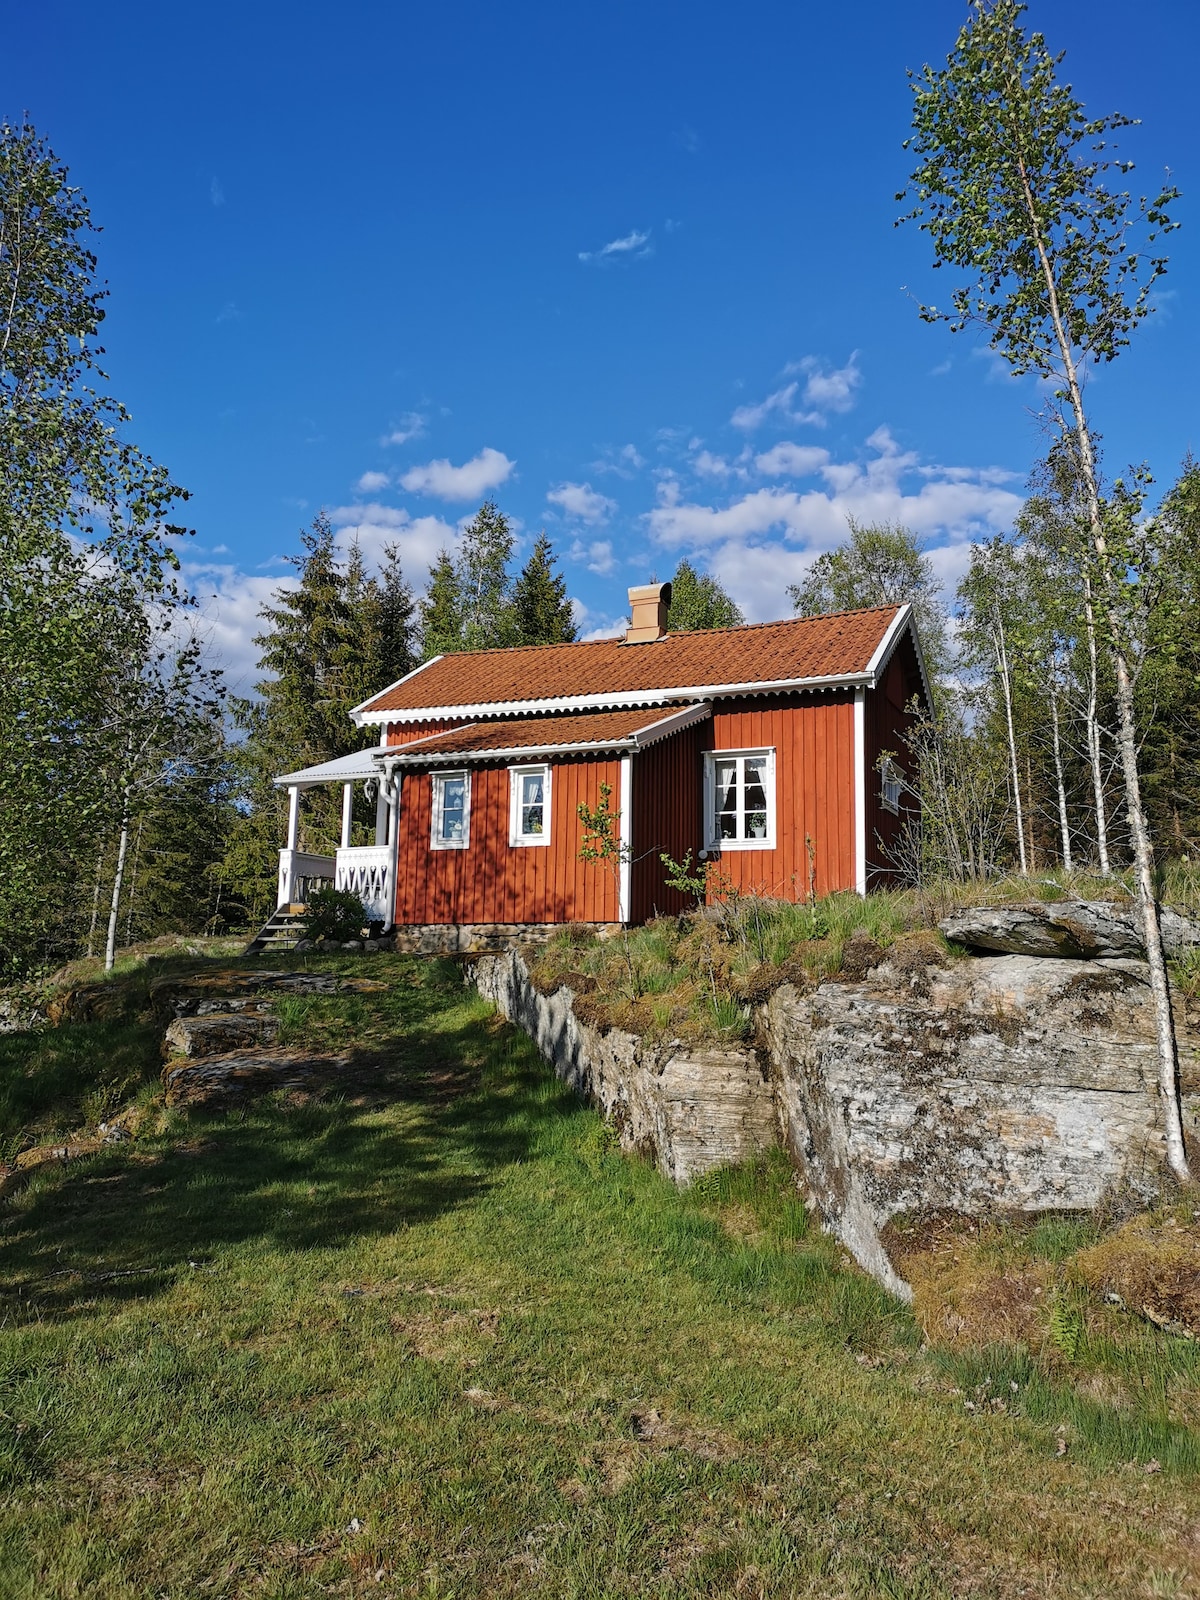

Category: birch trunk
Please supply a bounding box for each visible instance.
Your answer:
[1049,680,1073,871]
[994,614,1027,874]
[104,791,131,973]
[1017,156,1189,1180]
[1083,579,1111,874]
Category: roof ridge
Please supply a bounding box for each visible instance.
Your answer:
[412,603,902,663]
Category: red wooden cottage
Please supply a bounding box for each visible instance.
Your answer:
[272,585,930,934]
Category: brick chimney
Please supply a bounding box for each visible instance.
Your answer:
[624,581,672,644]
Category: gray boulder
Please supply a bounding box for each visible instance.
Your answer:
[939,899,1200,961]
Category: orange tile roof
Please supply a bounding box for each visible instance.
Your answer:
[357,605,904,721]
[388,705,707,763]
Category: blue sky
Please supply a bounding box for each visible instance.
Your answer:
[7,0,1198,691]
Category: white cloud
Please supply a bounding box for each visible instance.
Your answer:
[592,442,645,477]
[569,537,616,575]
[787,352,862,413]
[355,470,390,494]
[547,481,617,524]
[183,560,294,697]
[399,446,514,501]
[645,427,1023,622]
[754,442,830,478]
[328,502,458,573]
[579,229,652,263]
[210,177,225,207]
[732,353,863,433]
[382,412,427,446]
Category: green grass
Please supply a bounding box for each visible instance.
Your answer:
[1,953,1199,1596]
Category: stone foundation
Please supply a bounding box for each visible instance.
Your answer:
[393,922,615,954]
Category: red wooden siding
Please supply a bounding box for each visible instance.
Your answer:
[630,722,707,922]
[863,632,924,886]
[703,693,856,901]
[393,755,622,925]
[385,719,463,748]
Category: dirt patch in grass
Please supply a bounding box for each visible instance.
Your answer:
[1072,1212,1200,1338]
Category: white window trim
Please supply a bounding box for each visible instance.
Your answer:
[879,755,904,816]
[508,763,552,847]
[703,747,776,852]
[431,769,470,850]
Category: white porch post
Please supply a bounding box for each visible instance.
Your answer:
[341,782,354,849]
[384,772,401,928]
[375,782,389,846]
[286,786,300,850]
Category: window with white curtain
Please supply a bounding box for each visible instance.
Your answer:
[509,765,551,846]
[431,770,470,848]
[703,749,775,850]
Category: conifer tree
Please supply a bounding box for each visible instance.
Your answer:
[420,551,463,659]
[668,560,744,632]
[513,533,577,644]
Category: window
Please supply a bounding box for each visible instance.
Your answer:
[432,770,470,848]
[704,749,775,850]
[881,758,903,815]
[509,765,551,846]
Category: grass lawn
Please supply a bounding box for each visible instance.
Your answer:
[1,953,1199,1598]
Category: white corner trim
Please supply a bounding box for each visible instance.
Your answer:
[864,602,934,711]
[350,654,446,727]
[618,753,633,924]
[854,688,867,896]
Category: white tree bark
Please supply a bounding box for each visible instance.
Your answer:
[1049,679,1073,872]
[993,612,1027,874]
[1082,579,1111,874]
[104,790,131,974]
[1017,156,1189,1180]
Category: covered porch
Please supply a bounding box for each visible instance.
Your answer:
[273,748,399,925]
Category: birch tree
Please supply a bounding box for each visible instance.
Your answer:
[901,0,1189,1178]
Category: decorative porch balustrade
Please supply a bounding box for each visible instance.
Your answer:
[277,849,335,909]
[335,845,392,923]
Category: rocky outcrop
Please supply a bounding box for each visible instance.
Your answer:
[939,899,1200,960]
[162,1049,351,1109]
[472,947,1200,1301]
[472,951,777,1185]
[162,1012,279,1059]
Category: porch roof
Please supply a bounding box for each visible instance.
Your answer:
[383,703,711,767]
[273,746,386,789]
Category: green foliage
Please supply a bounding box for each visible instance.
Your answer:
[0,120,230,977]
[899,0,1178,376]
[301,887,368,943]
[659,849,710,905]
[224,516,408,921]
[668,559,745,632]
[576,780,627,871]
[788,517,949,682]
[512,531,577,644]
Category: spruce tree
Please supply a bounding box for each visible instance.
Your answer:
[420,551,464,659]
[668,560,744,632]
[513,533,577,644]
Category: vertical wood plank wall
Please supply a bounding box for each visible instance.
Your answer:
[384,719,462,748]
[863,634,923,886]
[704,693,856,900]
[629,722,707,922]
[393,755,621,924]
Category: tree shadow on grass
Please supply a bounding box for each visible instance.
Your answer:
[0,1005,576,1322]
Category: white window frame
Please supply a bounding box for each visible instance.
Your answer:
[431,769,470,849]
[703,747,776,852]
[508,763,552,847]
[881,757,902,816]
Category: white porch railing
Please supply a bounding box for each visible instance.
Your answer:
[277,849,336,909]
[336,845,392,923]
